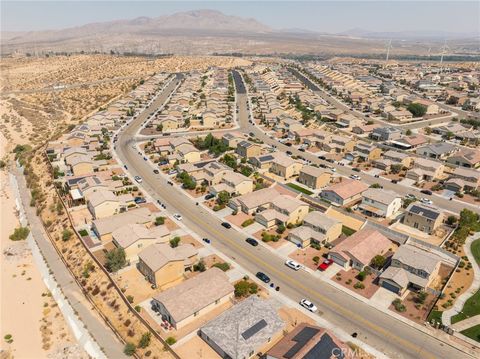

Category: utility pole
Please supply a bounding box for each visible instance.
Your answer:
[385,39,393,64]
[440,40,449,73]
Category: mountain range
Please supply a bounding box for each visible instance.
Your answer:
[2,9,478,57]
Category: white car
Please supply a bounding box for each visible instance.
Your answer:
[173,213,183,221]
[350,174,361,180]
[420,198,433,205]
[299,299,317,313]
[285,260,302,271]
[134,176,143,183]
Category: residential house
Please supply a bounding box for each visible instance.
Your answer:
[152,268,234,329]
[236,140,262,158]
[322,135,356,154]
[320,179,369,206]
[111,223,171,262]
[288,211,342,248]
[270,153,303,180]
[449,167,480,191]
[406,158,445,182]
[66,154,94,176]
[359,188,402,218]
[200,296,284,359]
[266,323,350,359]
[210,170,254,196]
[137,243,198,289]
[403,203,443,235]
[347,143,382,162]
[383,150,413,168]
[86,189,122,219]
[416,143,458,160]
[379,244,442,294]
[447,149,480,169]
[328,229,392,270]
[255,195,309,228]
[297,166,332,190]
[370,126,402,142]
[387,109,413,122]
[92,208,158,243]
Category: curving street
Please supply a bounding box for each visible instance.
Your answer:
[114,71,476,359]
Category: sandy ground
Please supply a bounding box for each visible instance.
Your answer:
[0,133,83,358]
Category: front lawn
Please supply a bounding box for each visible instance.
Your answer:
[286,183,313,195]
[342,226,356,236]
[451,289,480,324]
[471,239,480,265]
[460,324,480,343]
[427,310,443,324]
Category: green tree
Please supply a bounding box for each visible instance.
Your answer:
[216,191,231,205]
[371,255,387,269]
[194,260,206,272]
[138,332,151,349]
[222,154,237,169]
[169,236,181,248]
[9,227,30,241]
[155,216,165,226]
[105,248,126,272]
[407,103,427,117]
[124,343,136,356]
[406,129,412,136]
[62,229,73,241]
[370,183,382,189]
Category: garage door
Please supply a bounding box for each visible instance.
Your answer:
[381,281,400,294]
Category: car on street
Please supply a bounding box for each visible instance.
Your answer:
[286,151,293,156]
[256,272,270,283]
[285,260,302,271]
[134,176,143,183]
[153,169,159,174]
[391,179,398,184]
[299,299,317,312]
[173,213,183,221]
[204,193,215,200]
[285,142,293,147]
[246,238,259,246]
[202,238,211,244]
[350,174,361,180]
[352,167,361,172]
[298,148,305,152]
[405,194,416,200]
[134,197,146,204]
[221,222,232,229]
[420,198,433,205]
[318,259,334,271]
[167,181,173,186]
[420,189,433,196]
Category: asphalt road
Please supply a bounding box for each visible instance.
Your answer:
[114,72,476,359]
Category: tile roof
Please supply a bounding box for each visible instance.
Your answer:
[323,179,368,200]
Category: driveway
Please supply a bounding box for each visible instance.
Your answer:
[399,178,416,187]
[370,287,400,309]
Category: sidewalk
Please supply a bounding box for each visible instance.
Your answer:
[12,166,126,359]
[452,315,480,332]
[443,233,480,326]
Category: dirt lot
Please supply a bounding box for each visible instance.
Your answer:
[333,269,380,299]
[175,334,221,359]
[289,246,328,271]
[389,291,437,324]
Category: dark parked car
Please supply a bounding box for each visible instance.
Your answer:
[391,179,398,184]
[205,193,215,200]
[167,181,174,186]
[352,167,361,172]
[421,189,433,195]
[246,238,259,246]
[298,148,305,152]
[285,142,293,147]
[286,150,293,156]
[319,164,327,168]
[134,197,146,204]
[318,156,326,160]
[256,272,270,283]
[153,169,159,174]
[221,222,232,229]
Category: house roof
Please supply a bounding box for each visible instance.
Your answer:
[362,188,400,205]
[449,149,480,165]
[266,322,348,359]
[153,267,233,323]
[112,223,170,249]
[271,195,306,214]
[331,229,391,265]
[393,244,441,274]
[300,165,331,178]
[323,179,368,200]
[86,189,118,207]
[303,211,340,231]
[200,296,284,359]
[92,208,156,236]
[406,203,441,220]
[418,143,457,155]
[138,243,197,271]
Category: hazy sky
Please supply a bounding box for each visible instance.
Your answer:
[2,1,479,33]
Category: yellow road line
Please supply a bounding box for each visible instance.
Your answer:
[181,204,436,359]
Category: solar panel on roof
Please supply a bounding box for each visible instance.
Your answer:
[410,205,439,220]
[304,333,344,359]
[260,155,274,161]
[241,319,267,340]
[284,327,320,359]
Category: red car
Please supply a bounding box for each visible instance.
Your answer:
[318,259,333,271]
